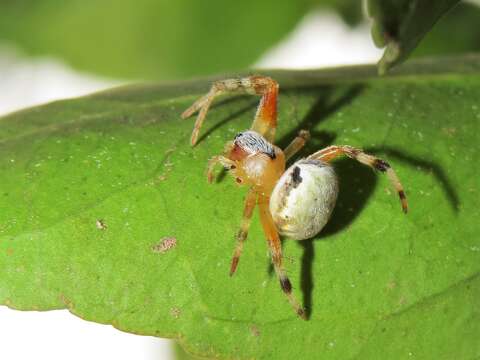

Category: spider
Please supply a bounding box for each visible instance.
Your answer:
[182,76,408,319]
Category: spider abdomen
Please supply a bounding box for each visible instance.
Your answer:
[269,159,338,240]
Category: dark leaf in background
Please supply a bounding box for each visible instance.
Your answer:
[410,2,480,58]
[312,0,364,25]
[0,55,479,359]
[367,0,461,74]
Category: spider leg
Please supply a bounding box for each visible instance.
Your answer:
[283,130,310,162]
[249,76,278,143]
[206,155,236,183]
[230,188,257,276]
[308,145,408,213]
[181,76,279,146]
[258,194,307,320]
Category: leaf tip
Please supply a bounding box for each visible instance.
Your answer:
[377,40,401,76]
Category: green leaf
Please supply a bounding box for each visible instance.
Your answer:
[1,55,480,359]
[0,0,310,80]
[0,0,370,80]
[367,0,462,74]
[411,2,480,58]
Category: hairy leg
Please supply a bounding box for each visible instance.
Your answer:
[258,194,306,320]
[283,130,310,162]
[182,76,279,145]
[308,145,408,213]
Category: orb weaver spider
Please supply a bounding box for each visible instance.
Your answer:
[182,76,408,319]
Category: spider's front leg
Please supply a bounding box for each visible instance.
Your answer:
[182,76,279,145]
[230,188,257,276]
[258,194,307,320]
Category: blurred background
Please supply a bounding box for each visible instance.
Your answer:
[0,0,479,359]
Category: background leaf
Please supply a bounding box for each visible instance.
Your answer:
[2,1,479,79]
[367,0,461,74]
[1,55,479,359]
[0,0,310,80]
[410,2,480,58]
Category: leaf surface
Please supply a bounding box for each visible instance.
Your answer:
[1,55,480,359]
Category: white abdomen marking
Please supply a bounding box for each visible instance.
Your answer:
[270,159,338,240]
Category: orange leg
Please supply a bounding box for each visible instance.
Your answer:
[308,145,408,213]
[283,130,310,162]
[230,188,257,276]
[258,194,306,320]
[249,76,278,143]
[181,76,279,146]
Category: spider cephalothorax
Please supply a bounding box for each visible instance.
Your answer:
[226,130,285,191]
[182,76,408,319]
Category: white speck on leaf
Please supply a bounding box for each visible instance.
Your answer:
[96,219,107,230]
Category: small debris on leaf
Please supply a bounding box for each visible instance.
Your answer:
[152,236,177,254]
[170,307,181,319]
[250,325,260,337]
[96,219,107,230]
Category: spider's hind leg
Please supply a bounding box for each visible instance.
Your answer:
[308,145,408,213]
